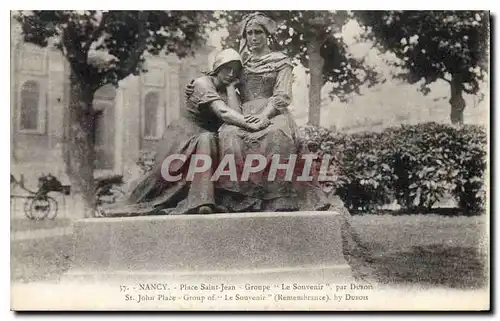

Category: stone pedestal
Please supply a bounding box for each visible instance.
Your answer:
[66,211,352,283]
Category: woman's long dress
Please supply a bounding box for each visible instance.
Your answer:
[101,76,226,216]
[216,52,331,212]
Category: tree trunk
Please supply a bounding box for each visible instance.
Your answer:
[307,37,325,127]
[62,70,97,218]
[449,74,466,125]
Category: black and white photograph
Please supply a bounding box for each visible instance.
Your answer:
[8,9,490,311]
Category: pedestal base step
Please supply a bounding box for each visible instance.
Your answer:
[69,211,352,280]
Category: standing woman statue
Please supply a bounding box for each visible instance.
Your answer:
[209,12,333,212]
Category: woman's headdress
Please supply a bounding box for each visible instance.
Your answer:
[206,48,242,76]
[238,12,278,54]
[239,12,278,37]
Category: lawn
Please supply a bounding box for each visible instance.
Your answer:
[10,213,488,289]
[352,214,488,289]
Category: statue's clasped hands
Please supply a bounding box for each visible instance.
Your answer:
[184,80,271,132]
[244,114,271,131]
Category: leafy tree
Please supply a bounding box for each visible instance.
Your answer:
[354,10,489,124]
[14,10,216,216]
[214,10,380,126]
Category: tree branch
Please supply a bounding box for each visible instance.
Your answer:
[462,87,474,95]
[62,23,87,82]
[462,82,479,95]
[319,30,332,48]
[440,77,451,84]
[115,11,149,81]
[82,11,108,54]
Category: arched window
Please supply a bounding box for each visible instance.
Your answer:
[19,80,40,131]
[144,91,160,138]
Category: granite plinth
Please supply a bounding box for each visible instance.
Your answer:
[67,211,352,281]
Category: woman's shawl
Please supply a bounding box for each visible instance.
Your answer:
[243,51,293,74]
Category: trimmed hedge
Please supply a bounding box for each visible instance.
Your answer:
[300,122,487,214]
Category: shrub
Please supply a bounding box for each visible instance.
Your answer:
[299,126,397,213]
[451,125,488,212]
[335,131,397,212]
[391,123,463,211]
[299,122,488,214]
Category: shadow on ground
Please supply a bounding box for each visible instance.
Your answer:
[368,244,487,289]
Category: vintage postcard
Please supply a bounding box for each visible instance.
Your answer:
[9,10,490,311]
